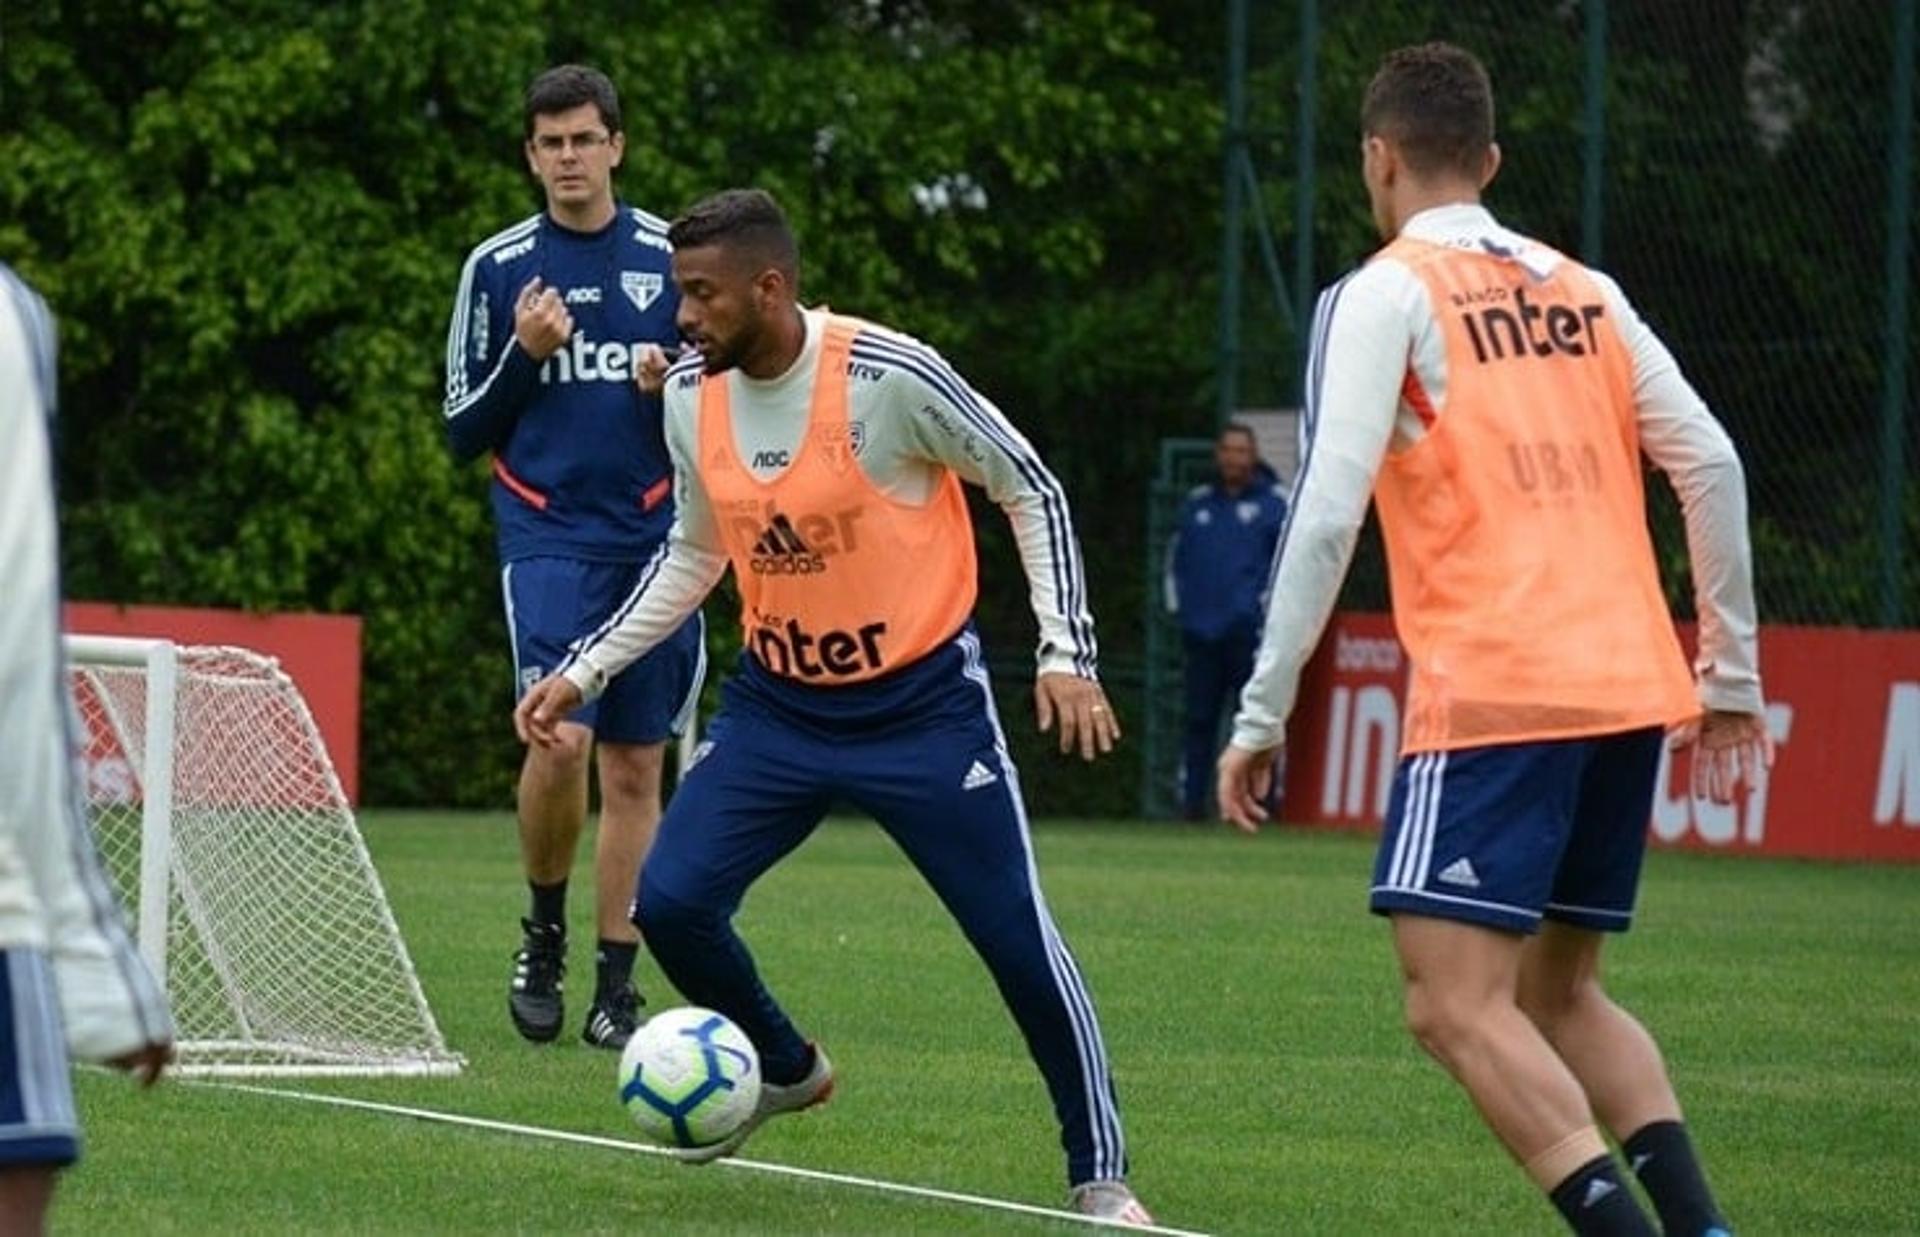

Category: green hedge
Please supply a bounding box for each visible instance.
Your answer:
[3,2,1221,810]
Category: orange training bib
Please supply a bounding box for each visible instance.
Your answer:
[696,316,978,684]
[1371,238,1698,751]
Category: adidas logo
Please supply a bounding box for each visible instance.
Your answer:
[1435,857,1481,888]
[962,760,998,791]
[1629,1153,1652,1174]
[748,514,826,575]
[1582,1178,1617,1207]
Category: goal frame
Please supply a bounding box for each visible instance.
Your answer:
[64,634,462,1078]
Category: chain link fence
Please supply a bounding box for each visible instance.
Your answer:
[1146,0,1915,815]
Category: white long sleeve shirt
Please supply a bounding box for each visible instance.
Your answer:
[0,267,174,1062]
[562,308,1098,696]
[1232,203,1763,751]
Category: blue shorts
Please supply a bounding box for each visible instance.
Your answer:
[502,557,705,745]
[0,950,80,1168]
[1369,727,1664,934]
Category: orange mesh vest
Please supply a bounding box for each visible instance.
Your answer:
[1372,237,1698,752]
[696,315,978,685]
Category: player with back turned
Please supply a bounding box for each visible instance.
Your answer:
[444,65,704,1051]
[1218,43,1770,1237]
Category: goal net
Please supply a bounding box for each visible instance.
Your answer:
[65,635,462,1077]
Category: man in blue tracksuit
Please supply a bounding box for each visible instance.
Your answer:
[443,65,703,1050]
[1166,423,1287,819]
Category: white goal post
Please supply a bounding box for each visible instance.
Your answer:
[64,635,462,1078]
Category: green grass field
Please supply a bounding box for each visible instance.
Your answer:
[62,814,1919,1234]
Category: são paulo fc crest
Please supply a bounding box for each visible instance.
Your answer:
[621,271,662,312]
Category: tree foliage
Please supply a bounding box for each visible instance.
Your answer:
[4,1,1908,808]
[1,0,1221,808]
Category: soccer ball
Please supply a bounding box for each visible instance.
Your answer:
[617,1006,761,1149]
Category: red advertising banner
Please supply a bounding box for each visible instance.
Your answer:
[1283,612,1920,862]
[63,602,363,804]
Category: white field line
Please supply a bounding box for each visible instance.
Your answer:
[198,1082,1213,1237]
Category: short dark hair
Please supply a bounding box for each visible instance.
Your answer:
[668,189,800,283]
[1360,42,1494,179]
[524,64,621,138]
[1220,422,1257,446]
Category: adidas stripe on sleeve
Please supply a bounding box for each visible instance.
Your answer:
[443,216,544,460]
[852,332,1100,680]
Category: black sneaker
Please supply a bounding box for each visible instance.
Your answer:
[581,982,645,1050]
[508,918,566,1043]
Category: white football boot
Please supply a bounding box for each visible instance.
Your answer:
[1067,1179,1157,1228]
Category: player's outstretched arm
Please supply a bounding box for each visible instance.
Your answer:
[1599,271,1764,718]
[882,339,1101,681]
[530,376,728,736]
[1223,269,1404,817]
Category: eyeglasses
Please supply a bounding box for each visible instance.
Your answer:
[532,131,612,155]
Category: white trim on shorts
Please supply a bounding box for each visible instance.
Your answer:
[1368,885,1544,923]
[1383,751,1446,892]
[1543,900,1633,922]
[668,611,707,738]
[1,950,77,1145]
[500,563,524,690]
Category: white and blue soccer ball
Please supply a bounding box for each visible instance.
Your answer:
[617,1006,761,1149]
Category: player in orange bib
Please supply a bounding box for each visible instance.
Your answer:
[516,190,1152,1226]
[1217,44,1772,1237]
